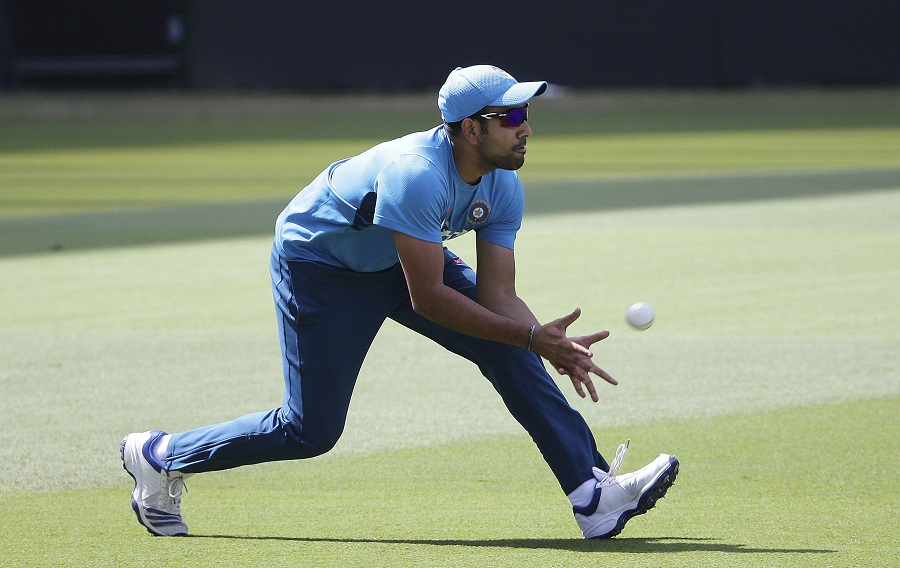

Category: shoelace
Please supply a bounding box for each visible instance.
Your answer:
[607,440,630,477]
[166,476,185,505]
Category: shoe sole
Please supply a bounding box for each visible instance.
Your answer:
[120,435,188,537]
[590,455,679,539]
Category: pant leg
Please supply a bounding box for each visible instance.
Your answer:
[388,249,608,494]
[166,248,406,474]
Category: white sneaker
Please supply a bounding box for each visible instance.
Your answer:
[120,430,189,537]
[574,442,679,539]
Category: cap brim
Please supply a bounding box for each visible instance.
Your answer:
[489,81,548,109]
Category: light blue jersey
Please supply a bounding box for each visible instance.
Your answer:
[275,126,525,272]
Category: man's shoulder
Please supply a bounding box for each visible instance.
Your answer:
[389,126,450,160]
[484,168,524,192]
[377,127,452,182]
[397,124,448,144]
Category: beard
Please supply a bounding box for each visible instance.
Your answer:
[476,138,526,171]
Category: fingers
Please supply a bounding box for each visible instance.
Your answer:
[585,329,611,346]
[593,365,618,386]
[542,310,617,401]
[569,375,586,398]
[569,373,600,403]
[571,341,593,358]
[558,357,612,402]
[586,379,599,402]
[555,307,582,330]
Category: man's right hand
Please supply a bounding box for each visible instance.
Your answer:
[532,308,618,402]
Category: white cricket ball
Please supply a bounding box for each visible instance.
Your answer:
[626,301,655,330]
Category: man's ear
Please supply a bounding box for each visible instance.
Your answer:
[461,117,481,144]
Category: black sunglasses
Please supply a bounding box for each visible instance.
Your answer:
[478,105,529,128]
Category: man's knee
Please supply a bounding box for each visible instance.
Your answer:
[278,408,344,459]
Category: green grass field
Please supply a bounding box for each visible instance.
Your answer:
[1,89,898,567]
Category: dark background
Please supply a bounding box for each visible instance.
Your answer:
[1,0,898,90]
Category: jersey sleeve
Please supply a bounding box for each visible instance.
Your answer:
[371,154,449,243]
[475,174,525,249]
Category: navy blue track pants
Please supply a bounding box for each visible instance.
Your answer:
[166,246,608,493]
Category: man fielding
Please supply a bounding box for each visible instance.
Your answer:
[121,64,678,539]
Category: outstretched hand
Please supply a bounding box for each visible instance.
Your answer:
[530,308,617,402]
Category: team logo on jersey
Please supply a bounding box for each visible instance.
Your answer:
[467,200,490,225]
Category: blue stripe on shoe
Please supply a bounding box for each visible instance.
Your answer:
[142,510,185,529]
[572,486,602,516]
[141,430,169,472]
[145,518,185,527]
[145,509,181,517]
[144,508,183,520]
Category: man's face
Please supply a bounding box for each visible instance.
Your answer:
[474,105,533,171]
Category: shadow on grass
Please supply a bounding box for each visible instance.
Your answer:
[191,534,835,555]
[1,168,897,257]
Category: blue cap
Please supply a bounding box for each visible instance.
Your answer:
[438,65,548,123]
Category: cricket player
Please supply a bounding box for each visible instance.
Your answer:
[121,65,678,539]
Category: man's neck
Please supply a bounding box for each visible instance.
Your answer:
[450,138,489,185]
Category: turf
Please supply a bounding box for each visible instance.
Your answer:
[0,89,898,567]
[1,128,897,219]
[1,400,896,567]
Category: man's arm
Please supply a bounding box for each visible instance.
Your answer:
[394,232,530,348]
[394,232,616,401]
[474,234,539,324]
